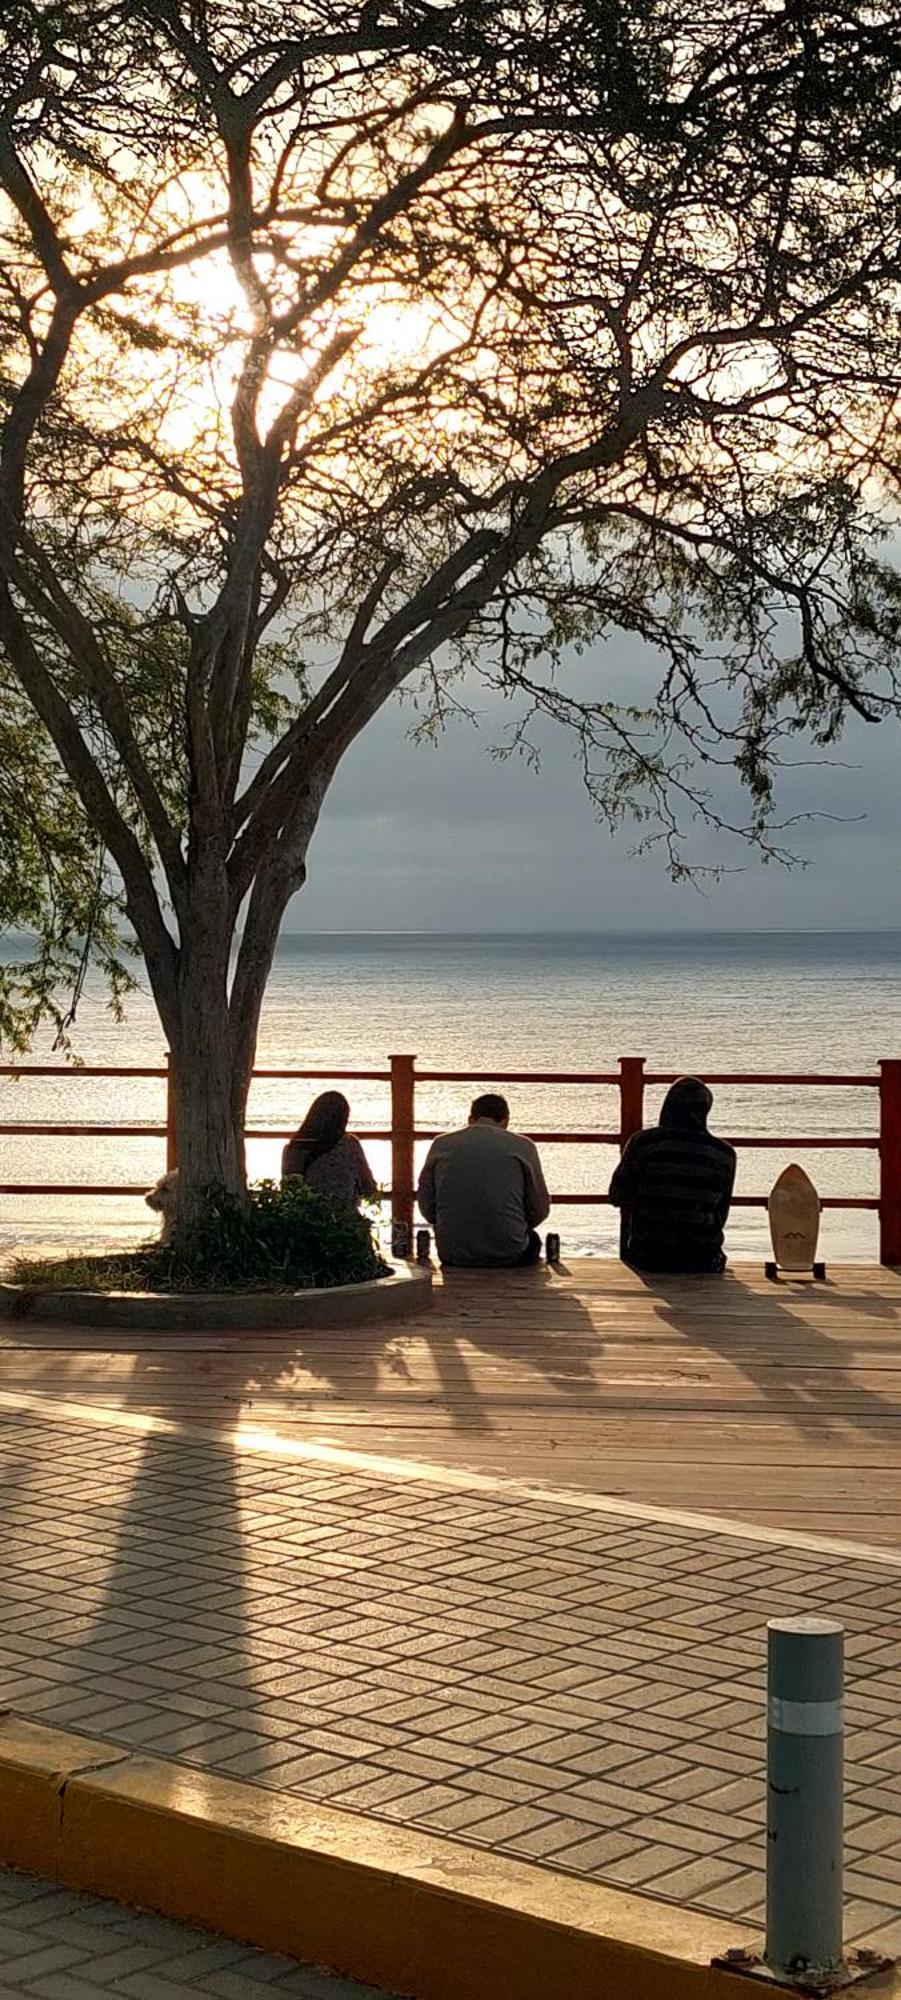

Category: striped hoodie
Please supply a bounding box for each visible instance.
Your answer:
[609,1077,736,1274]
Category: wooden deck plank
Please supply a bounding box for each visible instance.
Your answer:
[0,1260,899,1545]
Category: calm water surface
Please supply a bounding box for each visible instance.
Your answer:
[2,930,899,1259]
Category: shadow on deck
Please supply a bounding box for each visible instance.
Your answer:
[0,1259,898,1545]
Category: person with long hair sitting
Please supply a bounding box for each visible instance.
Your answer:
[281,1090,377,1214]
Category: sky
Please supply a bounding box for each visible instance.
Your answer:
[288,635,901,934]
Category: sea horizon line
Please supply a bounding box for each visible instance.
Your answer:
[271,925,901,940]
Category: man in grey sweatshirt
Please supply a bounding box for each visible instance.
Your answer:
[417,1094,550,1268]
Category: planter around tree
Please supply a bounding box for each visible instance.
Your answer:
[0,1262,432,1332]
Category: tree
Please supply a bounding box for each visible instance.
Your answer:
[1,0,900,1223]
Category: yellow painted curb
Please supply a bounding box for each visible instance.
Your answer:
[0,1716,874,2000]
[0,1714,129,1876]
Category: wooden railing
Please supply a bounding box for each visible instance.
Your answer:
[1,1053,899,1263]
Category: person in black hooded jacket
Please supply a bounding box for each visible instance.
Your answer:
[609,1077,736,1273]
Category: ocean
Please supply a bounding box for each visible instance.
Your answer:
[2,929,900,1260]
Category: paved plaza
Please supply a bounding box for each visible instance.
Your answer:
[0,1396,900,1955]
[0,1864,389,1998]
[0,1261,899,1982]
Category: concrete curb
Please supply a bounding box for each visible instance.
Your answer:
[0,1262,431,1330]
[0,1716,793,2000]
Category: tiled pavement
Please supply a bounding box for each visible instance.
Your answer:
[0,1864,391,1997]
[0,1399,899,1957]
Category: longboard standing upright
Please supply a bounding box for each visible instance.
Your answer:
[766,1163,826,1281]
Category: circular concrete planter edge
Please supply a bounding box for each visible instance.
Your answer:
[0,1262,432,1331]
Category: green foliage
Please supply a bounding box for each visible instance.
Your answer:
[0,571,293,1051]
[10,1178,388,1294]
[0,671,136,1052]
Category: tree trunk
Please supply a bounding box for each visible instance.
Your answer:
[170,1009,246,1227]
[167,812,319,1236]
[228,807,321,1155]
[170,885,245,1229]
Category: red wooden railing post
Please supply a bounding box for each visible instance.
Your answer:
[618,1056,645,1259]
[618,1056,646,1149]
[878,1059,901,1266]
[165,1051,178,1171]
[390,1053,416,1247]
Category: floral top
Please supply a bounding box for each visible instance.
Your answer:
[283,1134,377,1214]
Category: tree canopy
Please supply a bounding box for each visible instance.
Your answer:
[1,0,900,1196]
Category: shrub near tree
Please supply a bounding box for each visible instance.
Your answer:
[1,0,901,1239]
[11,1179,387,1293]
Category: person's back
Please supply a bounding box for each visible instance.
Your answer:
[417,1094,550,1268]
[282,1090,377,1215]
[298,1132,376,1213]
[609,1077,736,1273]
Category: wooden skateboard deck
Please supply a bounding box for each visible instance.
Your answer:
[767,1163,822,1274]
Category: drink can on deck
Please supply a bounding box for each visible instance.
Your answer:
[545,1232,561,1264]
[416,1228,432,1262]
[391,1220,411,1257]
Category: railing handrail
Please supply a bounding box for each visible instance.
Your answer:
[0,1187,881,1210]
[0,1064,392,1081]
[0,1122,880,1148]
[0,1052,897,1262]
[0,1064,169,1079]
[0,1063,880,1086]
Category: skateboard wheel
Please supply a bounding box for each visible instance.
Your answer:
[765,1261,778,1281]
[813,1261,826,1281]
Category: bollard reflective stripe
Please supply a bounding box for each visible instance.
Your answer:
[768,1695,843,1736]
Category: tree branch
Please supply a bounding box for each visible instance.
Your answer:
[3,532,188,914]
[0,583,179,1037]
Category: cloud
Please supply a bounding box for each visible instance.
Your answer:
[289,645,901,932]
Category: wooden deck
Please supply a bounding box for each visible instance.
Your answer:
[0,1259,899,1548]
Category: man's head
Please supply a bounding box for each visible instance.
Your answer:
[469,1092,510,1128]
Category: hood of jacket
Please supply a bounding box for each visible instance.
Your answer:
[659,1076,713,1132]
